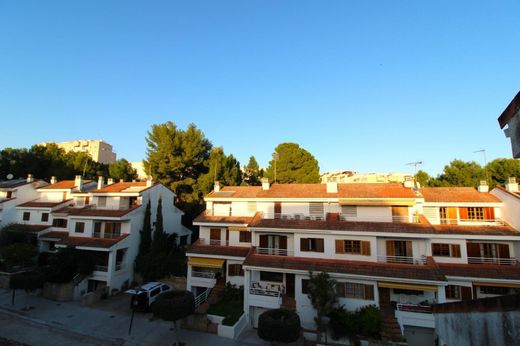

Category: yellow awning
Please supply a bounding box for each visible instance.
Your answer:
[188,257,224,269]
[473,281,520,289]
[378,281,438,292]
[228,226,248,232]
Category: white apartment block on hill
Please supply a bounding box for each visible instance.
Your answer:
[186,178,520,342]
[40,140,117,164]
[3,175,191,297]
[321,171,410,184]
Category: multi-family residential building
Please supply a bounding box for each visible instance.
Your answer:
[321,171,409,184]
[5,175,191,296]
[40,140,117,164]
[186,178,520,341]
[0,175,48,228]
[498,90,520,159]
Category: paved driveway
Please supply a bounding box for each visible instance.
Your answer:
[0,289,267,346]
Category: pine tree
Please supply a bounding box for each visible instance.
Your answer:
[138,200,152,255]
[243,156,261,186]
[152,198,167,253]
[266,143,320,184]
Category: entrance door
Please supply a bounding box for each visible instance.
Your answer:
[274,202,282,219]
[286,273,295,297]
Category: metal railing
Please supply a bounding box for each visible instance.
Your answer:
[249,282,283,300]
[440,218,505,226]
[194,288,211,307]
[192,271,216,279]
[396,303,433,314]
[103,232,121,239]
[256,247,293,256]
[93,232,101,238]
[260,213,418,223]
[467,257,517,265]
[377,255,426,265]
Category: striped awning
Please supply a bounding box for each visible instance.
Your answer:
[188,257,224,269]
[378,281,438,292]
[473,281,520,289]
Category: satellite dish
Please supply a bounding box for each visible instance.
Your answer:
[6,174,13,180]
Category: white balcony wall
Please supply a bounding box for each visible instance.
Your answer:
[396,310,435,329]
[256,202,271,215]
[390,289,435,305]
[229,202,255,216]
[423,207,440,224]
[324,203,341,214]
[355,206,393,222]
[39,191,70,202]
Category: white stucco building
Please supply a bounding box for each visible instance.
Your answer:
[186,178,520,341]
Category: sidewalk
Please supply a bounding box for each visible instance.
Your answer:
[0,289,267,346]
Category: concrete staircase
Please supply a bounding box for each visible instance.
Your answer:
[207,280,225,305]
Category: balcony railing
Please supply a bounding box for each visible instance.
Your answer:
[467,257,517,265]
[256,247,293,256]
[192,271,216,279]
[260,213,418,223]
[198,238,230,246]
[250,282,283,298]
[440,218,506,226]
[95,265,108,272]
[377,255,426,265]
[396,303,433,314]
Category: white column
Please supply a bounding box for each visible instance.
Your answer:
[107,251,116,290]
[244,269,251,321]
[437,285,446,303]
[187,264,193,293]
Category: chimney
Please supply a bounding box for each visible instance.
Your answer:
[26,174,34,183]
[261,178,270,191]
[107,178,114,185]
[146,176,153,187]
[74,175,83,191]
[478,180,489,193]
[403,176,414,188]
[119,179,124,183]
[97,176,104,190]
[50,176,57,185]
[214,181,220,192]
[326,181,338,193]
[506,177,519,193]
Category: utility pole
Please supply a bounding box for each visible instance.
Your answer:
[272,152,279,184]
[406,161,423,176]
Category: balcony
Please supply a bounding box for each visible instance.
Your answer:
[190,270,217,288]
[377,255,427,265]
[198,238,230,246]
[255,247,294,256]
[260,212,418,223]
[94,265,108,272]
[440,218,506,226]
[467,257,517,265]
[248,281,283,309]
[395,303,435,331]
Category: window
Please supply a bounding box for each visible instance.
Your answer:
[480,286,509,295]
[228,264,244,276]
[94,222,102,236]
[309,202,324,216]
[52,218,67,228]
[300,238,324,252]
[97,197,107,207]
[336,240,371,255]
[467,207,484,220]
[341,205,357,218]
[41,213,49,222]
[239,231,251,243]
[104,223,121,238]
[432,243,461,257]
[75,222,85,233]
[260,271,283,282]
[445,285,461,300]
[301,279,309,294]
[337,282,374,300]
[150,287,161,297]
[23,212,30,221]
[439,207,448,224]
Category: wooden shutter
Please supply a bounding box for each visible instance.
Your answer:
[300,238,309,251]
[447,207,458,224]
[361,241,371,256]
[336,239,345,253]
[274,202,282,218]
[498,244,510,259]
[364,285,374,300]
[259,235,268,248]
[461,286,472,301]
[466,243,480,257]
[210,229,221,241]
[485,207,495,220]
[279,236,287,250]
[459,207,468,220]
[405,241,413,257]
[316,239,325,253]
[386,241,395,256]
[226,229,229,242]
[451,244,461,258]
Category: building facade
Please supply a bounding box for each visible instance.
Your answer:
[186,179,520,338]
[41,140,117,164]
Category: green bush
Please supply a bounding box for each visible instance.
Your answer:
[358,305,382,338]
[10,270,45,291]
[152,290,195,322]
[329,306,359,340]
[0,243,38,269]
[258,309,301,343]
[45,248,95,283]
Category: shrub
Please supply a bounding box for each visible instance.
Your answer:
[358,305,382,338]
[45,248,95,283]
[0,243,38,269]
[10,270,45,291]
[152,290,195,322]
[258,308,301,343]
[329,306,359,340]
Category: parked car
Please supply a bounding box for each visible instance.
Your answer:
[126,282,174,311]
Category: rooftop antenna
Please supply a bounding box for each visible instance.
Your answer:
[474,149,489,182]
[272,152,279,184]
[406,161,423,176]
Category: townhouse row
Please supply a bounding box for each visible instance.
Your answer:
[0,174,191,296]
[186,178,520,336]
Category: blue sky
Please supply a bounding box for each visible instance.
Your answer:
[1,1,519,176]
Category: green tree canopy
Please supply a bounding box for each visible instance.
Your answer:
[485,158,520,188]
[197,147,242,193]
[144,121,212,216]
[435,159,485,187]
[266,143,320,184]
[307,271,338,333]
[138,200,152,256]
[108,159,138,182]
[243,155,261,186]
[415,170,433,187]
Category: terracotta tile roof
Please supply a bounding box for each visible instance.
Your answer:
[193,213,254,225]
[187,240,251,258]
[498,90,520,128]
[243,253,446,282]
[39,180,93,190]
[437,263,520,281]
[53,205,140,218]
[4,224,51,233]
[39,231,69,240]
[420,187,501,203]
[207,183,416,199]
[18,199,73,208]
[249,213,520,236]
[91,182,154,193]
[57,234,129,248]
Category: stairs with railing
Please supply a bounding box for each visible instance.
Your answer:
[379,299,406,342]
[207,279,226,305]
